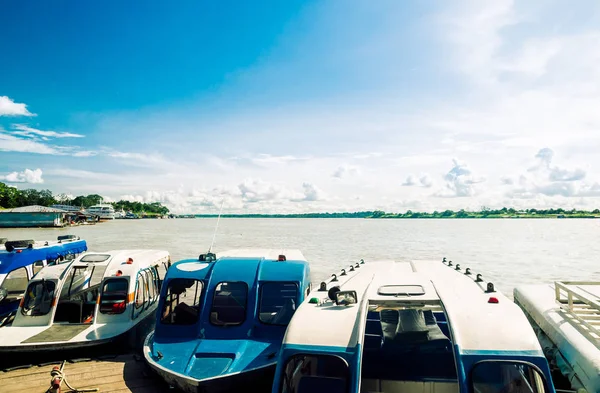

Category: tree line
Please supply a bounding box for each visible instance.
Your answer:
[0,181,169,215]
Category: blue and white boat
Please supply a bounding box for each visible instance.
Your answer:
[272,258,557,393]
[144,249,311,393]
[0,235,87,325]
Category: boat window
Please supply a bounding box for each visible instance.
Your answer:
[259,282,298,325]
[161,278,203,325]
[378,285,425,296]
[100,278,129,314]
[280,354,349,393]
[1,267,29,298]
[32,260,45,276]
[210,281,248,326]
[472,361,546,393]
[60,265,94,299]
[135,273,147,309]
[21,280,56,316]
[146,270,156,302]
[80,254,111,263]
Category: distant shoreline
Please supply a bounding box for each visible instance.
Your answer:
[176,211,599,219]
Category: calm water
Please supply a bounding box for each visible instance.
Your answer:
[2,218,599,296]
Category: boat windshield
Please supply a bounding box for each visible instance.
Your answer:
[281,354,349,393]
[259,282,298,325]
[210,281,248,326]
[161,278,203,325]
[21,280,56,316]
[471,361,546,393]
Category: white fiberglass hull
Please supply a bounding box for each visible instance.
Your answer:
[514,284,600,393]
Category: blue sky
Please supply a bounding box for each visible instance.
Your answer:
[2,1,600,213]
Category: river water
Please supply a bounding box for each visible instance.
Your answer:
[2,218,599,296]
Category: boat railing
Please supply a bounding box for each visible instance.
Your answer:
[555,281,600,341]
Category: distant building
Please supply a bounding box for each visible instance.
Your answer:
[50,204,82,212]
[0,205,68,228]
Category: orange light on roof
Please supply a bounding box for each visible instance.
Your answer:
[116,270,123,276]
[126,258,133,264]
[488,297,499,304]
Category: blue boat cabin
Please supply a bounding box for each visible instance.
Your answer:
[145,249,311,392]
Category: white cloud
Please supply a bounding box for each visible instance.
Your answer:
[0,96,34,117]
[403,174,433,187]
[0,131,60,154]
[529,148,586,182]
[333,164,359,179]
[107,150,171,167]
[435,159,485,198]
[12,124,84,138]
[238,178,298,203]
[402,175,417,186]
[297,182,326,202]
[419,174,433,188]
[0,168,44,184]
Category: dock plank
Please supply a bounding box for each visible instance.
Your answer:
[0,354,176,393]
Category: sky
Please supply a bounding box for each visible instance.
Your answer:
[1,0,600,214]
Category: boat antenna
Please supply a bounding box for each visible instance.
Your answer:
[208,199,225,254]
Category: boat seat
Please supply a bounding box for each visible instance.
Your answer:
[270,298,296,325]
[364,333,384,350]
[297,376,346,393]
[173,302,199,324]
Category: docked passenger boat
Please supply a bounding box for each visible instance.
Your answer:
[515,281,599,393]
[0,249,170,352]
[272,258,557,393]
[0,235,87,325]
[85,204,116,220]
[144,249,311,393]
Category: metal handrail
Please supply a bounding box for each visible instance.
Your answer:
[555,281,600,340]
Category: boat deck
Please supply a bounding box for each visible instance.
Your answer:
[0,354,177,393]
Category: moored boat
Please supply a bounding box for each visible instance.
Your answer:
[144,249,311,393]
[86,204,116,220]
[515,281,599,393]
[272,258,557,393]
[0,249,170,353]
[0,235,87,325]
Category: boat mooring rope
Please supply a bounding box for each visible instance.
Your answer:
[47,360,99,393]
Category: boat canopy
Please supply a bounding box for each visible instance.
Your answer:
[0,238,87,275]
[273,259,555,393]
[154,249,310,340]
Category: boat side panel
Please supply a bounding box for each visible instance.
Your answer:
[515,284,600,393]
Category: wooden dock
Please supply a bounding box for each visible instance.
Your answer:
[0,354,176,393]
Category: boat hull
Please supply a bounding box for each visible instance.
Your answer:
[144,336,275,393]
[0,310,155,369]
[149,360,275,393]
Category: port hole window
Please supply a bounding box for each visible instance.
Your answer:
[160,278,203,325]
[210,281,248,326]
[281,354,349,393]
[472,361,546,393]
[21,280,56,316]
[100,278,129,315]
[259,282,298,325]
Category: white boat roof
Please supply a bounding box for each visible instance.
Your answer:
[412,260,543,354]
[283,261,395,349]
[215,248,306,261]
[34,249,170,281]
[283,259,543,355]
